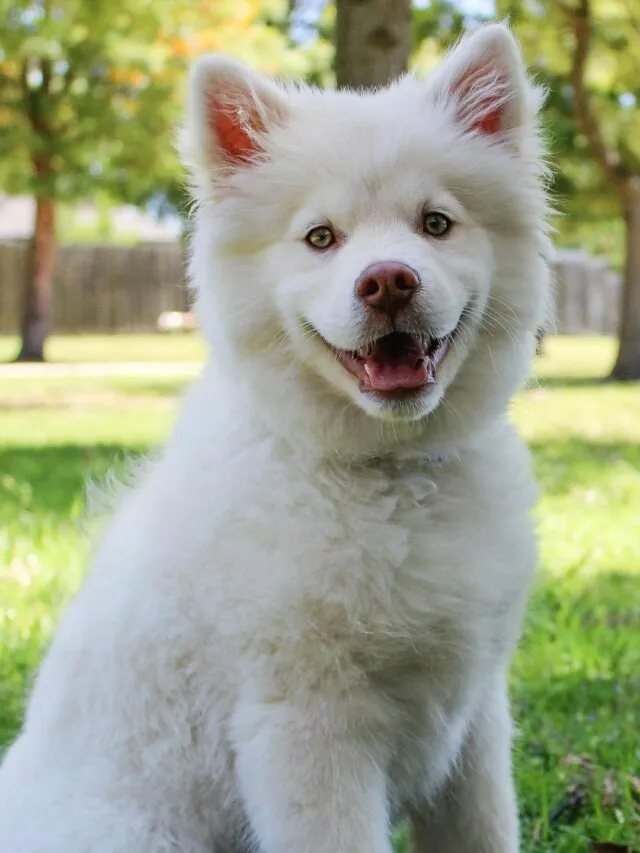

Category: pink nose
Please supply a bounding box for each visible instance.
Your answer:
[355,262,420,318]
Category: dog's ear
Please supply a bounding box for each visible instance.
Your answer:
[432,23,537,145]
[184,55,290,174]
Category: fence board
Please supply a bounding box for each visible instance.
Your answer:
[0,240,622,335]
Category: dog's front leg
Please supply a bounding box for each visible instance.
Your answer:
[231,694,392,853]
[410,677,519,853]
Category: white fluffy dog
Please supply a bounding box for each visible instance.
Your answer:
[0,23,550,853]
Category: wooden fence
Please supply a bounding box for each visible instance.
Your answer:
[0,240,622,335]
[0,241,190,333]
[550,250,621,335]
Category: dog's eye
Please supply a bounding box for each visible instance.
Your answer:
[422,212,452,238]
[305,226,336,250]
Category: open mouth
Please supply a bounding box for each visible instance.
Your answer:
[331,330,453,396]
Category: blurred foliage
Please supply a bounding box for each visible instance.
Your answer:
[1,0,638,264]
[409,0,638,267]
[0,0,180,204]
[0,0,331,213]
[497,0,640,266]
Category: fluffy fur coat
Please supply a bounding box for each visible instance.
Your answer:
[0,23,550,853]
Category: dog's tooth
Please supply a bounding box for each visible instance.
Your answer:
[364,363,373,377]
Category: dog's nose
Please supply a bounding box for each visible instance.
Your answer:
[355,262,420,318]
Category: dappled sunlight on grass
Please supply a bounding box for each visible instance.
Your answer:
[0,445,134,742]
[0,332,207,364]
[0,407,179,447]
[531,335,617,382]
[1,335,638,850]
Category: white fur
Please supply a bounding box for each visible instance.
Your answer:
[0,24,550,853]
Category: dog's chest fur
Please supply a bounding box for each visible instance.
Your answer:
[159,427,535,825]
[7,415,534,851]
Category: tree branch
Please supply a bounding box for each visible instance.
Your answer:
[618,138,640,179]
[42,58,52,95]
[20,58,28,98]
[560,0,629,193]
[62,65,75,93]
[554,0,576,15]
[21,59,52,137]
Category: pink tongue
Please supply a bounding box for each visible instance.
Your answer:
[364,358,432,392]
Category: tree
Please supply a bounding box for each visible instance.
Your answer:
[335,0,412,88]
[0,0,324,361]
[501,0,640,380]
[0,0,184,361]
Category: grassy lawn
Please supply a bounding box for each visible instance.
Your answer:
[0,332,207,364]
[0,334,638,851]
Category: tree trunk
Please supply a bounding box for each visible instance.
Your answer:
[609,177,640,381]
[335,0,412,89]
[15,197,56,363]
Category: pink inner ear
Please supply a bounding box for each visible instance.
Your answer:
[470,105,502,135]
[207,92,263,163]
[452,59,506,136]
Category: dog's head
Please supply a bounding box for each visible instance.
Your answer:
[183,24,550,458]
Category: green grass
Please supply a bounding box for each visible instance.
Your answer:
[0,334,638,851]
[0,332,207,364]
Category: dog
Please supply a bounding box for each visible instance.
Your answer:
[0,23,550,853]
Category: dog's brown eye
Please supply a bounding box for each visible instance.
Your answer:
[422,212,452,238]
[305,226,336,250]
